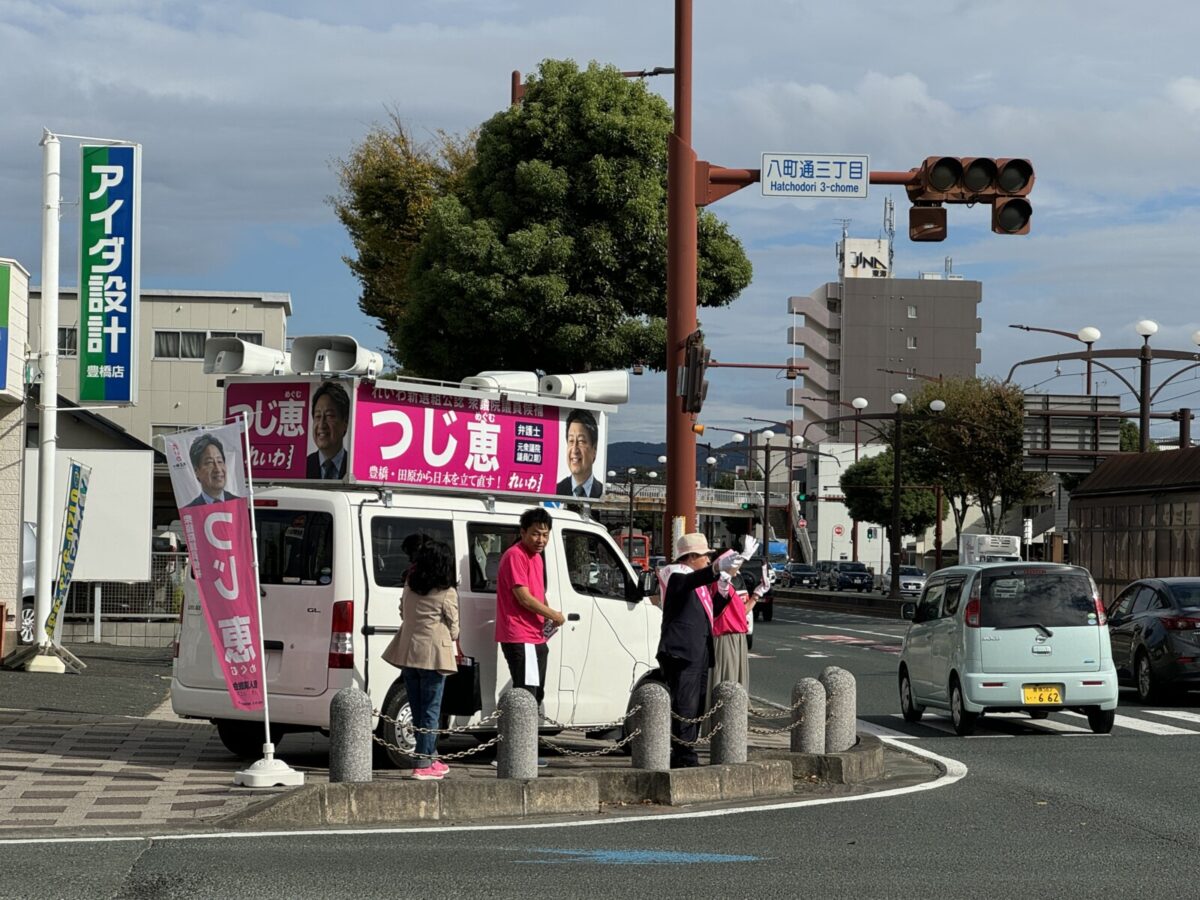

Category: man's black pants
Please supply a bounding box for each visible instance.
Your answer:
[658,653,709,767]
[500,641,549,705]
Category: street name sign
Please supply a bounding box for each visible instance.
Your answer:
[761,153,869,199]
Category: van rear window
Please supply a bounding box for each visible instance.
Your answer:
[256,511,334,586]
[980,571,1097,627]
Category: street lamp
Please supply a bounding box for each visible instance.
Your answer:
[609,467,658,565]
[1009,323,1102,394]
[885,393,946,600]
[1007,323,1200,454]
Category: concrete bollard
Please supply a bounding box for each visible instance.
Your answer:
[329,686,374,783]
[710,681,748,765]
[820,665,857,753]
[630,680,670,772]
[497,688,539,779]
[791,677,826,754]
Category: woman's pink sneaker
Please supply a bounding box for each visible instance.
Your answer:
[430,760,450,776]
[411,766,444,781]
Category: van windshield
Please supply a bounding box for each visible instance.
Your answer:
[980,570,1097,628]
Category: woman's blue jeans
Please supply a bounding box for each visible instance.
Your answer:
[402,668,447,768]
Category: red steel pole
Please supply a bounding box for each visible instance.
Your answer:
[665,0,698,537]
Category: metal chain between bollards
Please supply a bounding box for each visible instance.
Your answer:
[747,717,808,735]
[748,695,809,718]
[538,728,642,757]
[371,731,503,761]
[373,707,502,736]
[669,721,722,747]
[539,705,641,733]
[670,698,723,725]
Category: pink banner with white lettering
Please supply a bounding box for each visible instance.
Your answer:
[162,424,264,712]
[353,382,576,497]
[225,380,314,480]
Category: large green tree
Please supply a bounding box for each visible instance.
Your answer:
[334,59,752,377]
[332,115,476,360]
[904,377,1042,534]
[840,450,938,542]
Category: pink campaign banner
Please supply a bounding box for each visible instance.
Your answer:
[179,500,265,711]
[352,382,561,495]
[162,424,264,712]
[226,380,312,480]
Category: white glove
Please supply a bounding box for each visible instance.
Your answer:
[753,581,769,599]
[716,550,745,576]
[741,535,760,559]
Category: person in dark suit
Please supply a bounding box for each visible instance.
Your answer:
[306,381,350,479]
[656,533,745,767]
[184,434,239,507]
[556,409,604,498]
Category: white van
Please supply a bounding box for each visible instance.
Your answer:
[897,562,1118,736]
[171,485,663,762]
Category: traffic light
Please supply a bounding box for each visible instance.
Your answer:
[907,156,1035,238]
[866,527,877,540]
[796,491,807,502]
[680,329,711,414]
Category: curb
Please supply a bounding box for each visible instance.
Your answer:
[750,732,884,783]
[773,589,906,619]
[220,759,797,829]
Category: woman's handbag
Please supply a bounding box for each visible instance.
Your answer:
[441,656,482,716]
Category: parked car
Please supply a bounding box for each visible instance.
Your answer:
[742,559,774,622]
[815,560,839,590]
[879,566,928,598]
[1107,577,1200,703]
[898,562,1117,735]
[785,563,819,589]
[830,561,872,592]
[648,555,667,571]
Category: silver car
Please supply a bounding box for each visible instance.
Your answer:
[880,566,928,597]
[898,562,1118,735]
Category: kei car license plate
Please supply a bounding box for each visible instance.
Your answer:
[1022,684,1063,704]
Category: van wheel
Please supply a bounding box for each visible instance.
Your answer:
[1135,651,1160,704]
[761,603,773,623]
[1086,707,1115,734]
[18,600,35,645]
[949,678,977,736]
[214,719,277,759]
[899,668,924,722]
[378,681,416,768]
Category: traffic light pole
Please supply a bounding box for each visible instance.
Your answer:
[663,0,1032,532]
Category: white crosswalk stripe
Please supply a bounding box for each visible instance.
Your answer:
[874,706,1200,738]
[1062,711,1197,735]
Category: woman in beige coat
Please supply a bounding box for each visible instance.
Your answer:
[382,539,460,780]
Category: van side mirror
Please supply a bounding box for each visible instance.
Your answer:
[901,602,917,621]
[630,569,657,602]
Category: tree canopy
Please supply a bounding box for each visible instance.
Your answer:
[333,59,753,378]
[840,450,938,541]
[903,377,1042,534]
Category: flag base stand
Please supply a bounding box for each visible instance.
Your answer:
[9,643,85,675]
[234,743,305,788]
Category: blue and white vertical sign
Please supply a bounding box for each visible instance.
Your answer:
[79,143,140,405]
[761,153,869,199]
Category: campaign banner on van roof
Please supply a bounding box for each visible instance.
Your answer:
[78,143,140,405]
[224,376,609,500]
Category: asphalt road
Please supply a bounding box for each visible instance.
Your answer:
[4,610,1200,899]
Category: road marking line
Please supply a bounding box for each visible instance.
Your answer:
[1142,709,1200,725]
[857,720,917,739]
[1062,711,1197,735]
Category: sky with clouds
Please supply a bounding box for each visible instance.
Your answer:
[3,0,1199,445]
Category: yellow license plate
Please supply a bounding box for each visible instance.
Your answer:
[1023,684,1063,705]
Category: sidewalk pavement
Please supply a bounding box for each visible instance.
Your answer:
[0,644,940,836]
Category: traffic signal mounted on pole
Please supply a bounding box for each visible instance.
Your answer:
[906,156,1035,241]
[680,329,711,414]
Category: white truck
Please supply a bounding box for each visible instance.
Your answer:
[958,533,1021,565]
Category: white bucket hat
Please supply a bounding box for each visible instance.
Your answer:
[673,532,715,562]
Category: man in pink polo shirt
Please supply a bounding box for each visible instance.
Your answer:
[495,507,566,707]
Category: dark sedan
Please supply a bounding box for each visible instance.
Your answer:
[1107,578,1200,703]
[784,563,819,589]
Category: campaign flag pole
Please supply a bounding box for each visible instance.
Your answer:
[233,411,304,787]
